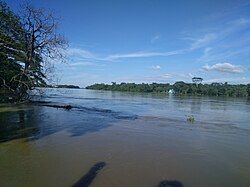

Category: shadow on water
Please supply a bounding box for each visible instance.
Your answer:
[157,180,183,187]
[71,161,183,187]
[72,162,106,187]
[0,103,137,143]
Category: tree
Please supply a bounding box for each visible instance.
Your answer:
[21,3,67,70]
[0,1,27,101]
[192,77,203,84]
[0,1,67,102]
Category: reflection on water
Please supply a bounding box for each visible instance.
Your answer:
[0,88,250,187]
[0,103,137,142]
[0,105,39,142]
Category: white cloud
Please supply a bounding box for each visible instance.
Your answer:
[188,73,195,78]
[152,65,161,70]
[66,32,219,63]
[102,33,218,61]
[66,47,109,62]
[204,77,249,84]
[151,34,160,43]
[67,47,187,62]
[66,16,249,64]
[69,61,95,66]
[106,49,186,60]
[190,34,217,50]
[232,18,250,26]
[198,47,250,63]
[115,73,173,83]
[161,73,172,78]
[114,72,205,84]
[203,62,245,73]
[67,48,96,59]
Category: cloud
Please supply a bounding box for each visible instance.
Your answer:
[152,65,161,70]
[203,62,245,73]
[190,34,217,50]
[115,73,173,83]
[69,61,95,66]
[194,17,250,65]
[151,34,160,43]
[66,47,110,62]
[100,32,221,61]
[198,46,250,63]
[114,72,204,84]
[67,48,96,59]
[66,47,188,62]
[188,73,195,78]
[67,47,187,62]
[204,77,249,84]
[106,49,186,60]
[232,18,250,26]
[145,73,172,81]
[66,16,249,64]
[161,73,172,78]
[65,48,100,67]
[66,31,220,63]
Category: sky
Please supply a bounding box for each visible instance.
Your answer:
[6,0,250,87]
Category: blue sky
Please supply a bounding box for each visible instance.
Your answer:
[6,0,250,86]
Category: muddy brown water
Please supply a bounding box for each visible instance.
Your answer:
[0,88,250,187]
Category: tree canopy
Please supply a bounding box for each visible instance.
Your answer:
[86,82,171,93]
[0,1,67,102]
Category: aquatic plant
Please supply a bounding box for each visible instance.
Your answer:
[186,115,195,123]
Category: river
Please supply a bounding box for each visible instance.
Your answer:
[0,88,250,187]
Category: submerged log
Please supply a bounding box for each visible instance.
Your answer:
[44,104,72,110]
[30,101,73,110]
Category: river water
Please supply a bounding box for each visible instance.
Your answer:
[0,88,250,187]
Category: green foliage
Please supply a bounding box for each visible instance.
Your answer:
[86,82,250,97]
[186,115,195,123]
[0,1,26,59]
[173,82,249,97]
[56,85,80,89]
[86,82,171,93]
[0,1,27,101]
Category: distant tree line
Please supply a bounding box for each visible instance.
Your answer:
[86,82,250,97]
[42,84,80,89]
[86,82,171,93]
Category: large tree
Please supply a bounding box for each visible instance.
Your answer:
[0,1,67,102]
[0,1,26,101]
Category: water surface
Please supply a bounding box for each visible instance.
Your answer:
[0,88,250,187]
